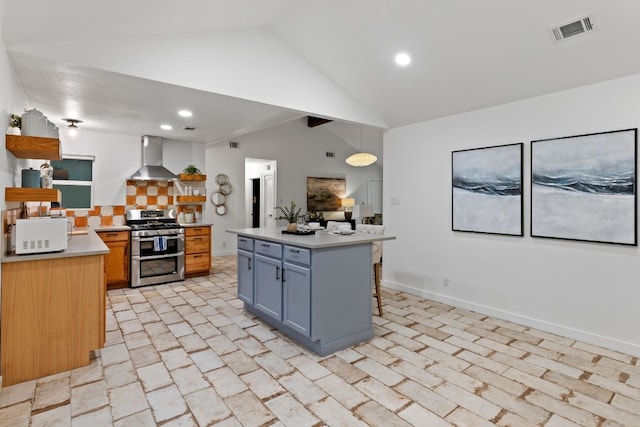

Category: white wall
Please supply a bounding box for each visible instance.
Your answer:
[384,72,640,357]
[206,118,383,255]
[57,131,205,206]
[0,29,28,210]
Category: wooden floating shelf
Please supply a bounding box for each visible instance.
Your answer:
[5,188,61,203]
[6,134,62,160]
[178,173,206,181]
[176,195,206,203]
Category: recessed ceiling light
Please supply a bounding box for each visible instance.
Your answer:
[160,124,173,130]
[394,52,411,66]
[178,110,192,117]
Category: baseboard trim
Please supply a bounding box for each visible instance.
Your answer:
[384,280,640,358]
[213,250,237,257]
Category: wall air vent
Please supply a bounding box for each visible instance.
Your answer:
[229,141,239,149]
[549,15,597,43]
[326,152,335,158]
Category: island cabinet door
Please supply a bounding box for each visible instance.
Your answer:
[254,254,282,321]
[237,249,254,304]
[282,262,311,337]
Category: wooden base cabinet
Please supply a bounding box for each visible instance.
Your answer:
[98,230,130,289]
[185,226,212,277]
[1,255,105,386]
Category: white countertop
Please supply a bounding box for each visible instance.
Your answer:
[93,225,131,232]
[227,227,395,249]
[2,228,109,263]
[181,223,214,227]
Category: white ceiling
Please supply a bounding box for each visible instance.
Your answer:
[3,0,640,154]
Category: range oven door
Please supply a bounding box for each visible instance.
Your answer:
[131,235,185,287]
[133,234,183,257]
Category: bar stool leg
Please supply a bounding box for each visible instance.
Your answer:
[373,262,383,316]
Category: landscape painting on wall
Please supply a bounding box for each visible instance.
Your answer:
[452,143,523,236]
[531,128,637,245]
[306,177,346,213]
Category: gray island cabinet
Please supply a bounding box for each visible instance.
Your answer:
[227,227,395,356]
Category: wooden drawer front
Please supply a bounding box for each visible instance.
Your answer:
[284,246,310,266]
[186,253,210,272]
[185,226,210,237]
[238,236,254,251]
[98,230,129,242]
[186,236,209,254]
[255,240,282,259]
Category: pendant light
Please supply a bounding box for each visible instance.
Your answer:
[346,126,377,167]
[62,118,83,141]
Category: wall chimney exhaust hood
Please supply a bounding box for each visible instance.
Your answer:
[129,135,178,181]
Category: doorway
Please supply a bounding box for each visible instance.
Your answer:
[251,178,260,228]
[245,158,277,228]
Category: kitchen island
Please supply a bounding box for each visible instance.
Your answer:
[227,227,395,356]
[1,229,109,386]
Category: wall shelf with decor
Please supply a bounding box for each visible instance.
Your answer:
[6,134,62,160]
[5,188,61,203]
[178,173,206,181]
[177,171,206,204]
[176,195,206,204]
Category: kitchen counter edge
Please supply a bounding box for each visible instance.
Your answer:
[2,228,109,263]
[180,223,214,228]
[226,227,395,249]
[93,225,131,232]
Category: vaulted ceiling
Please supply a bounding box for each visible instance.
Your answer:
[3,0,640,156]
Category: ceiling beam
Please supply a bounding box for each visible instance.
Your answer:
[307,116,333,128]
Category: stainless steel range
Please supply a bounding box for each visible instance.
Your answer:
[127,209,185,287]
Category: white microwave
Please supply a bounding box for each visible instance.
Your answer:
[14,217,70,254]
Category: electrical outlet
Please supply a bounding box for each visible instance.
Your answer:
[222,241,227,248]
[443,278,450,287]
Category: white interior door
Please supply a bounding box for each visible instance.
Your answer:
[262,171,276,228]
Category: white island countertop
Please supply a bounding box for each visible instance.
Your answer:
[227,227,395,249]
[2,228,109,263]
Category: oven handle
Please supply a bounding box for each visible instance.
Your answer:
[132,235,183,242]
[132,251,185,261]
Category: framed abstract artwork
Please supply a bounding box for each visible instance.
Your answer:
[306,177,346,212]
[531,128,637,245]
[452,143,523,236]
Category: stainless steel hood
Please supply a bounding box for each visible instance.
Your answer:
[129,135,178,181]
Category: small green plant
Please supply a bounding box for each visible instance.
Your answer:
[183,165,201,175]
[9,114,21,129]
[276,201,301,223]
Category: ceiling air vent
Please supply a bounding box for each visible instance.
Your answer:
[549,15,597,43]
[326,152,335,158]
[229,141,239,149]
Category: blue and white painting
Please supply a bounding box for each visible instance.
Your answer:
[452,143,523,236]
[531,128,637,245]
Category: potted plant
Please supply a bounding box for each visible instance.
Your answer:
[276,201,301,232]
[8,113,21,135]
[180,165,205,181]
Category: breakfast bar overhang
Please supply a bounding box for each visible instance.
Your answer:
[226,227,395,356]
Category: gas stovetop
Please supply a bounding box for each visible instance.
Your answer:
[129,222,182,231]
[126,209,184,237]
